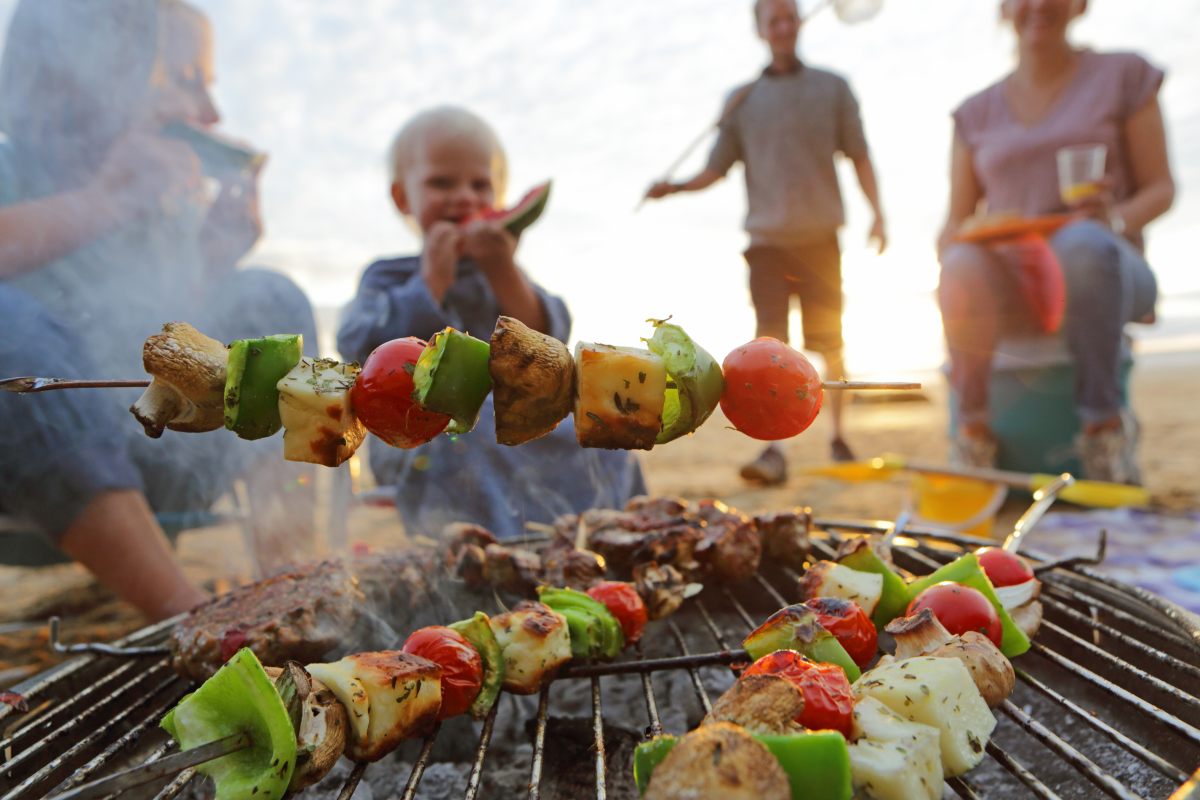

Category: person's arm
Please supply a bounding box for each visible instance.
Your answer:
[1112,95,1175,235]
[462,220,553,334]
[645,168,725,199]
[851,155,887,254]
[937,132,983,256]
[645,84,749,201]
[336,260,457,362]
[0,188,122,278]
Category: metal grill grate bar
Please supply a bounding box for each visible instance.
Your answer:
[398,727,439,800]
[3,672,177,800]
[464,701,500,800]
[999,699,1144,800]
[152,765,194,799]
[1043,583,1198,652]
[527,685,551,800]
[666,621,712,714]
[1014,666,1188,783]
[946,775,982,798]
[634,644,663,738]
[985,741,1063,799]
[590,676,607,800]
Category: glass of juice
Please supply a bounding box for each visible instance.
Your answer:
[1056,143,1107,206]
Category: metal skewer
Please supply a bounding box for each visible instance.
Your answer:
[2,375,919,394]
[1003,473,1076,554]
[48,732,250,799]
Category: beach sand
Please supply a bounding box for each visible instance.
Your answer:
[2,350,1196,683]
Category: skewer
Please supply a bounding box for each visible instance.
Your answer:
[0,375,920,394]
[48,732,250,800]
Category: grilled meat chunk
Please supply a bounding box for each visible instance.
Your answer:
[632,561,698,620]
[483,543,543,595]
[693,500,761,584]
[489,601,572,694]
[704,674,804,735]
[645,722,791,800]
[756,508,812,571]
[541,538,607,591]
[307,651,442,762]
[169,560,365,681]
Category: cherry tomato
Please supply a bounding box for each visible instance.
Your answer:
[976,547,1035,587]
[907,582,1002,646]
[401,626,483,719]
[803,597,878,670]
[586,581,648,645]
[742,649,854,736]
[352,337,450,448]
[719,338,823,440]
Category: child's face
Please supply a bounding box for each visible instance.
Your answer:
[393,131,500,233]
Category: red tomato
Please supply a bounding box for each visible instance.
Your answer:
[907,582,1002,646]
[803,597,878,669]
[586,581,648,645]
[742,650,854,737]
[401,626,483,719]
[352,337,450,448]
[719,338,824,440]
[976,547,1035,587]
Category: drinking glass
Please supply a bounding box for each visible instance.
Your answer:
[1056,144,1107,206]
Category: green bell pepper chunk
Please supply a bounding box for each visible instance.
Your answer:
[161,648,297,800]
[755,731,852,800]
[905,552,1031,657]
[838,545,910,628]
[644,320,725,444]
[412,328,493,434]
[633,735,678,795]
[449,611,506,719]
[224,334,303,440]
[633,731,851,800]
[538,586,625,659]
[743,605,861,682]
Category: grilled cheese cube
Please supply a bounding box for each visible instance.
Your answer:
[848,697,942,800]
[800,561,884,617]
[277,358,367,467]
[489,601,572,694]
[574,343,666,450]
[853,656,995,777]
[308,652,442,762]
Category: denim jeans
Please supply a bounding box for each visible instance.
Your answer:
[938,220,1157,426]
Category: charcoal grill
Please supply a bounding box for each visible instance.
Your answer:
[2,519,1198,800]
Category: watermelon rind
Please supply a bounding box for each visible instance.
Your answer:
[493,181,551,237]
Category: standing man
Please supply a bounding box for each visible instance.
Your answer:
[645,0,886,485]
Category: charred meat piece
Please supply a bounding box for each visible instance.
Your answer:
[633,525,704,580]
[645,721,791,800]
[754,508,812,571]
[704,674,804,735]
[632,561,699,620]
[348,547,437,620]
[170,560,365,681]
[585,526,653,573]
[483,543,543,595]
[624,494,690,524]
[693,501,761,585]
[540,538,607,591]
[441,522,499,563]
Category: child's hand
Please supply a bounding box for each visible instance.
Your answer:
[461,219,516,278]
[422,221,462,302]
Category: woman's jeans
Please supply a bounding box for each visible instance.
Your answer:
[938,220,1157,427]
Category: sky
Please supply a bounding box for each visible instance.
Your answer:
[1,0,1197,374]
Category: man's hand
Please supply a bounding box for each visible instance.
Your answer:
[461,219,517,278]
[201,168,264,278]
[644,181,676,200]
[421,221,462,302]
[87,130,202,226]
[868,214,888,255]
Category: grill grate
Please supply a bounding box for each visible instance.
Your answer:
[2,520,1198,800]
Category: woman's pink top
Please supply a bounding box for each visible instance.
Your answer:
[953,49,1164,218]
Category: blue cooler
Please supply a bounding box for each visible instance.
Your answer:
[947,335,1133,476]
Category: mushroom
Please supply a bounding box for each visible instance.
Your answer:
[264,664,348,791]
[885,609,1015,707]
[703,674,804,735]
[129,322,228,437]
[488,315,575,445]
[645,722,791,800]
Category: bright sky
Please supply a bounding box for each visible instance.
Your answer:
[2,0,1197,374]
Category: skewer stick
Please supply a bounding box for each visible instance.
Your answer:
[49,732,251,800]
[821,380,921,391]
[0,377,149,393]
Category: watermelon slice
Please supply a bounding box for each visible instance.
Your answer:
[481,181,551,237]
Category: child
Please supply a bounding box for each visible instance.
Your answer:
[337,106,646,539]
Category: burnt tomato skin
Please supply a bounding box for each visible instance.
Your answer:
[586,581,648,645]
[803,597,878,669]
[401,626,483,719]
[719,338,823,440]
[352,337,450,448]
[907,582,1003,646]
[742,649,854,736]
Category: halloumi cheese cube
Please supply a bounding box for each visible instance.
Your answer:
[800,560,884,617]
[277,357,366,467]
[489,601,572,694]
[849,697,942,800]
[574,343,667,450]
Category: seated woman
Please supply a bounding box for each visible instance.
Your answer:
[936,0,1174,484]
[0,0,317,617]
